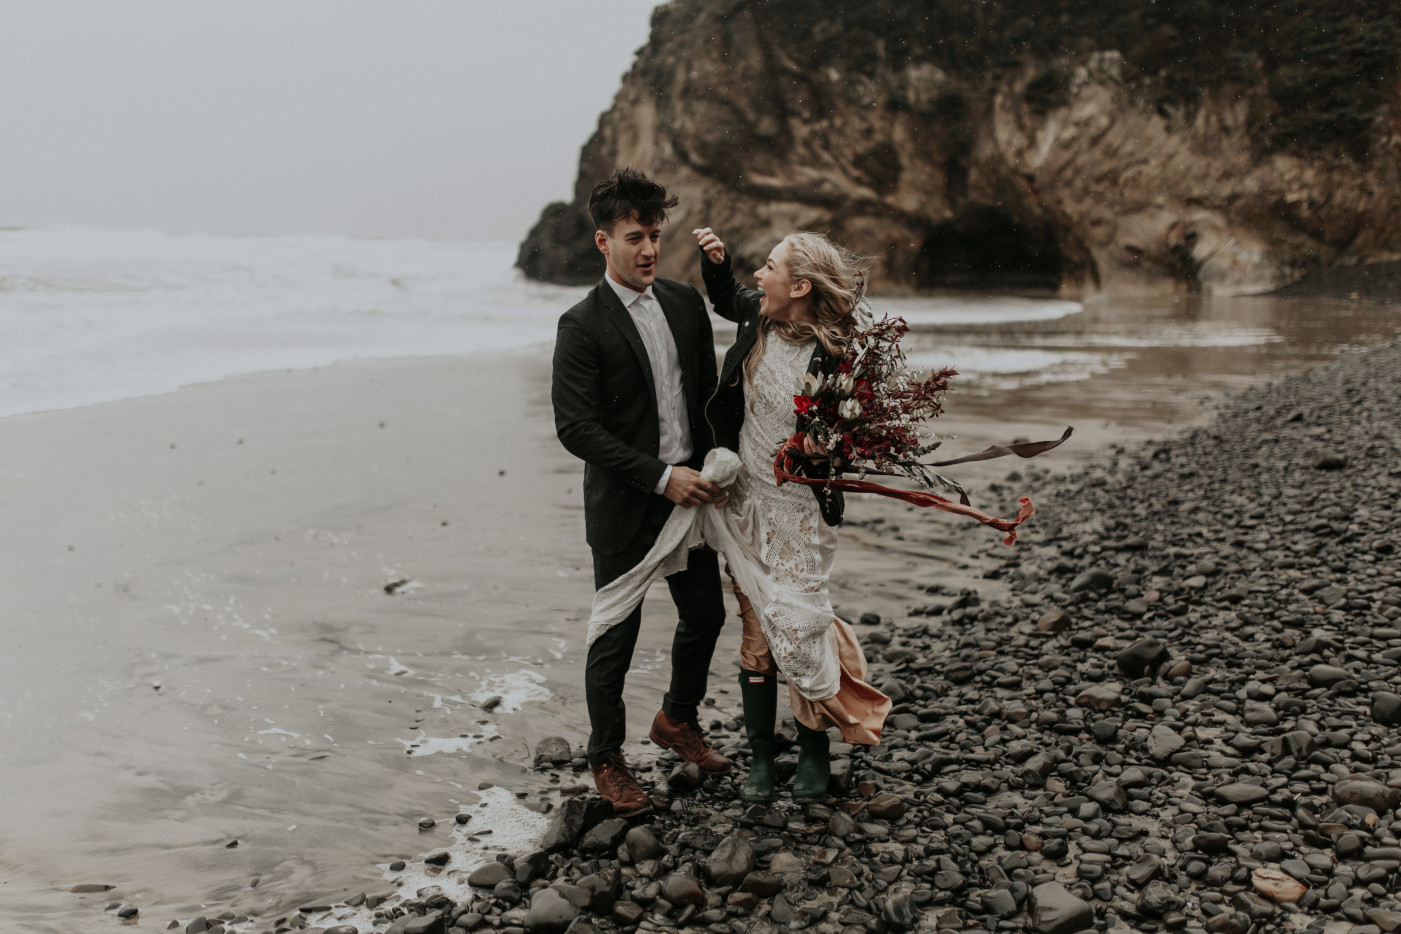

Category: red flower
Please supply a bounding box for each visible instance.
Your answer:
[793,394,814,416]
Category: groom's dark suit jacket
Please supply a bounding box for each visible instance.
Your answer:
[552,277,718,556]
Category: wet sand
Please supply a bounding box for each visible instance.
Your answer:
[3,291,1400,931]
[2,351,593,930]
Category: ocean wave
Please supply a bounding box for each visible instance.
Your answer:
[907,346,1132,382]
[872,294,1085,326]
[0,226,579,417]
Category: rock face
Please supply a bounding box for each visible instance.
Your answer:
[518,1,1401,296]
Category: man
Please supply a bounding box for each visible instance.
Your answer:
[552,168,731,816]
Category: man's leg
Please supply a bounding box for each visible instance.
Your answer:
[583,601,642,767]
[661,546,726,721]
[585,501,674,816]
[585,537,654,817]
[584,498,672,765]
[647,545,731,774]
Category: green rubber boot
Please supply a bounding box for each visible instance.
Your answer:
[738,670,777,805]
[792,720,831,801]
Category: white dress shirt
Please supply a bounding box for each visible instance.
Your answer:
[604,274,693,495]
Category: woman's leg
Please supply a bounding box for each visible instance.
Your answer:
[785,616,891,745]
[732,579,778,804]
[739,669,777,804]
[792,720,831,801]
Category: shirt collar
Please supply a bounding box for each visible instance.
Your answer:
[604,273,656,310]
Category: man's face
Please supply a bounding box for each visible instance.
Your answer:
[595,214,661,292]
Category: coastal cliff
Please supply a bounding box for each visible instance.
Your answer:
[518,0,1401,296]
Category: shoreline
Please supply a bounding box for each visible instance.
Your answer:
[1270,261,1401,306]
[0,342,556,423]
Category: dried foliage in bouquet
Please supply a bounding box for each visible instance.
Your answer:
[775,315,1072,544]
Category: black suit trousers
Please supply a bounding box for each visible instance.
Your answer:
[585,494,725,766]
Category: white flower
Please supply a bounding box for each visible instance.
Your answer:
[800,372,823,396]
[836,374,855,397]
[838,398,862,420]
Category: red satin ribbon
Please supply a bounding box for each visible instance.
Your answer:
[773,436,1037,545]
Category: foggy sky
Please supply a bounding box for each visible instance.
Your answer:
[0,1,659,241]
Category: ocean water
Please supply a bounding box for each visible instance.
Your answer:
[0,225,1147,420]
[0,228,575,418]
[8,227,1396,425]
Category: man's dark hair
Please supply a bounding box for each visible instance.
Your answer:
[588,168,679,233]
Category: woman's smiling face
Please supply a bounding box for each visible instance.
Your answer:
[754,238,803,321]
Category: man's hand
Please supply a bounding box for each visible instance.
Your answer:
[664,466,723,508]
[692,227,726,265]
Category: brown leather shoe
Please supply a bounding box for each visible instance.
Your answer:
[591,754,653,817]
[649,710,732,775]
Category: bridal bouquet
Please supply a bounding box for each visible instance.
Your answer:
[775,315,1072,544]
[790,315,969,498]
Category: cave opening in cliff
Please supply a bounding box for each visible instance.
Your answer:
[915,206,1065,291]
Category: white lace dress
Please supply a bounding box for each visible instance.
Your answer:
[724,336,844,699]
[585,331,888,738]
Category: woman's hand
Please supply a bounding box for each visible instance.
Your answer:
[692,227,726,264]
[711,481,733,509]
[801,434,829,461]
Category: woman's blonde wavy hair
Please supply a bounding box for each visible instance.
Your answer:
[742,232,870,395]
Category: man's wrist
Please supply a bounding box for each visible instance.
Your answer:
[653,465,673,496]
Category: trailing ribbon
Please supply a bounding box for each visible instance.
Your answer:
[772,426,1072,545]
[926,426,1075,467]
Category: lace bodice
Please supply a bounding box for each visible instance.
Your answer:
[737,336,811,486]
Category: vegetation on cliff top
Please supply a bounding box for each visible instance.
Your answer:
[750,0,1399,159]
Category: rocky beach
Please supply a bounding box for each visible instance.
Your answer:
[269,333,1401,934]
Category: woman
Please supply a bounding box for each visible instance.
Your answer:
[693,226,891,805]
